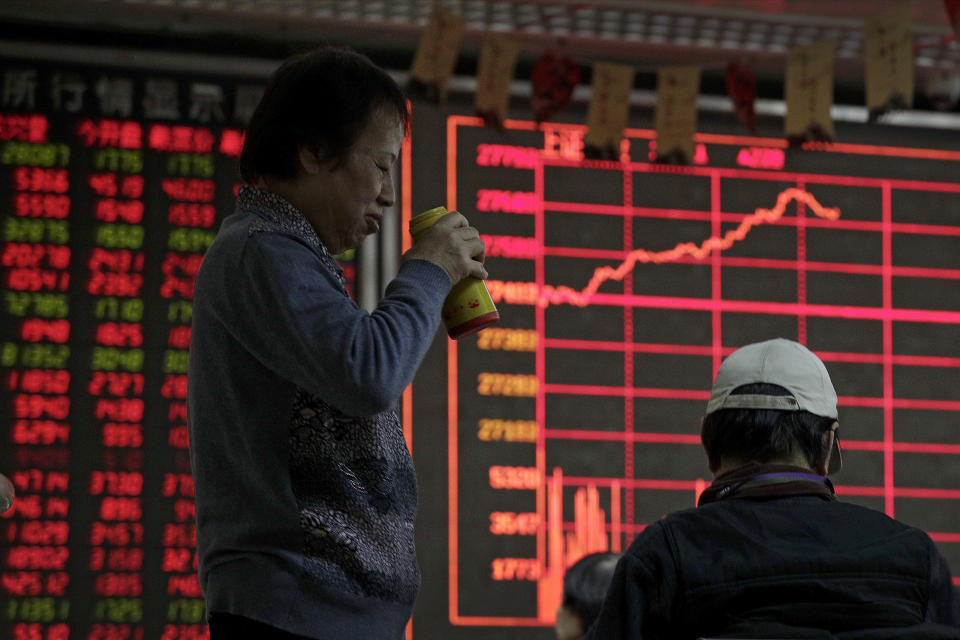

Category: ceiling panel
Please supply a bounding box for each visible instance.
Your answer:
[0,0,956,80]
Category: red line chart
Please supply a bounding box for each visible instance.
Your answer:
[538,187,842,307]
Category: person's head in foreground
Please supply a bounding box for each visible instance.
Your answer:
[701,337,841,480]
[239,45,409,253]
[556,552,621,640]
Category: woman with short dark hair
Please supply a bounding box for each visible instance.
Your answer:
[238,46,410,184]
[188,45,487,639]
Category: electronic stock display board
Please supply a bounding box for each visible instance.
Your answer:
[405,104,960,638]
[0,55,357,640]
[2,48,960,640]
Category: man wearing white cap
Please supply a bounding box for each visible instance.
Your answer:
[586,338,960,639]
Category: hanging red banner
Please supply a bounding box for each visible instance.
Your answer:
[947,0,960,37]
[530,51,580,123]
[725,59,757,133]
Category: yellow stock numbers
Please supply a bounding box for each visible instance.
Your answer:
[476,328,537,351]
[477,373,537,397]
[477,419,538,442]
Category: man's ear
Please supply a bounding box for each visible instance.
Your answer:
[701,416,719,474]
[814,425,838,476]
[298,146,324,175]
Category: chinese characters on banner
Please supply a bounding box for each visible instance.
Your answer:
[475,33,520,130]
[785,38,835,146]
[583,61,634,161]
[654,65,701,164]
[409,4,465,102]
[864,2,914,122]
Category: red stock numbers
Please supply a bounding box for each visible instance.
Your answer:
[13,394,70,420]
[11,421,70,446]
[147,124,215,154]
[89,471,143,496]
[168,203,215,228]
[76,119,142,150]
[6,521,70,545]
[94,398,144,423]
[8,370,70,394]
[161,178,215,202]
[161,253,202,299]
[2,572,69,597]
[13,193,70,218]
[88,174,144,199]
[88,548,143,572]
[160,625,209,640]
[13,168,69,193]
[94,323,144,348]
[11,622,70,640]
[89,372,144,397]
[19,319,70,343]
[0,113,49,143]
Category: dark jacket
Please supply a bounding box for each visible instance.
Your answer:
[586,464,960,639]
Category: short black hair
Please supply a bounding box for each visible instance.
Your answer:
[562,552,620,631]
[239,45,409,183]
[701,383,835,471]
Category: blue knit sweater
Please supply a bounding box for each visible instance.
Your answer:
[187,187,450,638]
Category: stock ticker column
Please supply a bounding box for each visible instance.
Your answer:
[136,84,258,640]
[80,115,148,640]
[1,110,72,640]
[445,117,546,625]
[453,118,649,625]
[147,119,232,639]
[445,117,669,627]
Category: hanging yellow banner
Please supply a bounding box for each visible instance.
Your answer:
[409,5,465,102]
[785,38,835,144]
[475,33,520,128]
[654,65,700,163]
[583,61,635,160]
[864,2,913,121]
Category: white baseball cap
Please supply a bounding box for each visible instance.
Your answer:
[705,338,842,474]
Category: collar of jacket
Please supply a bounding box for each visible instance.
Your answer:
[237,185,348,290]
[697,462,836,507]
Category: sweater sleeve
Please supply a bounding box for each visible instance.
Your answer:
[585,523,678,640]
[220,231,451,416]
